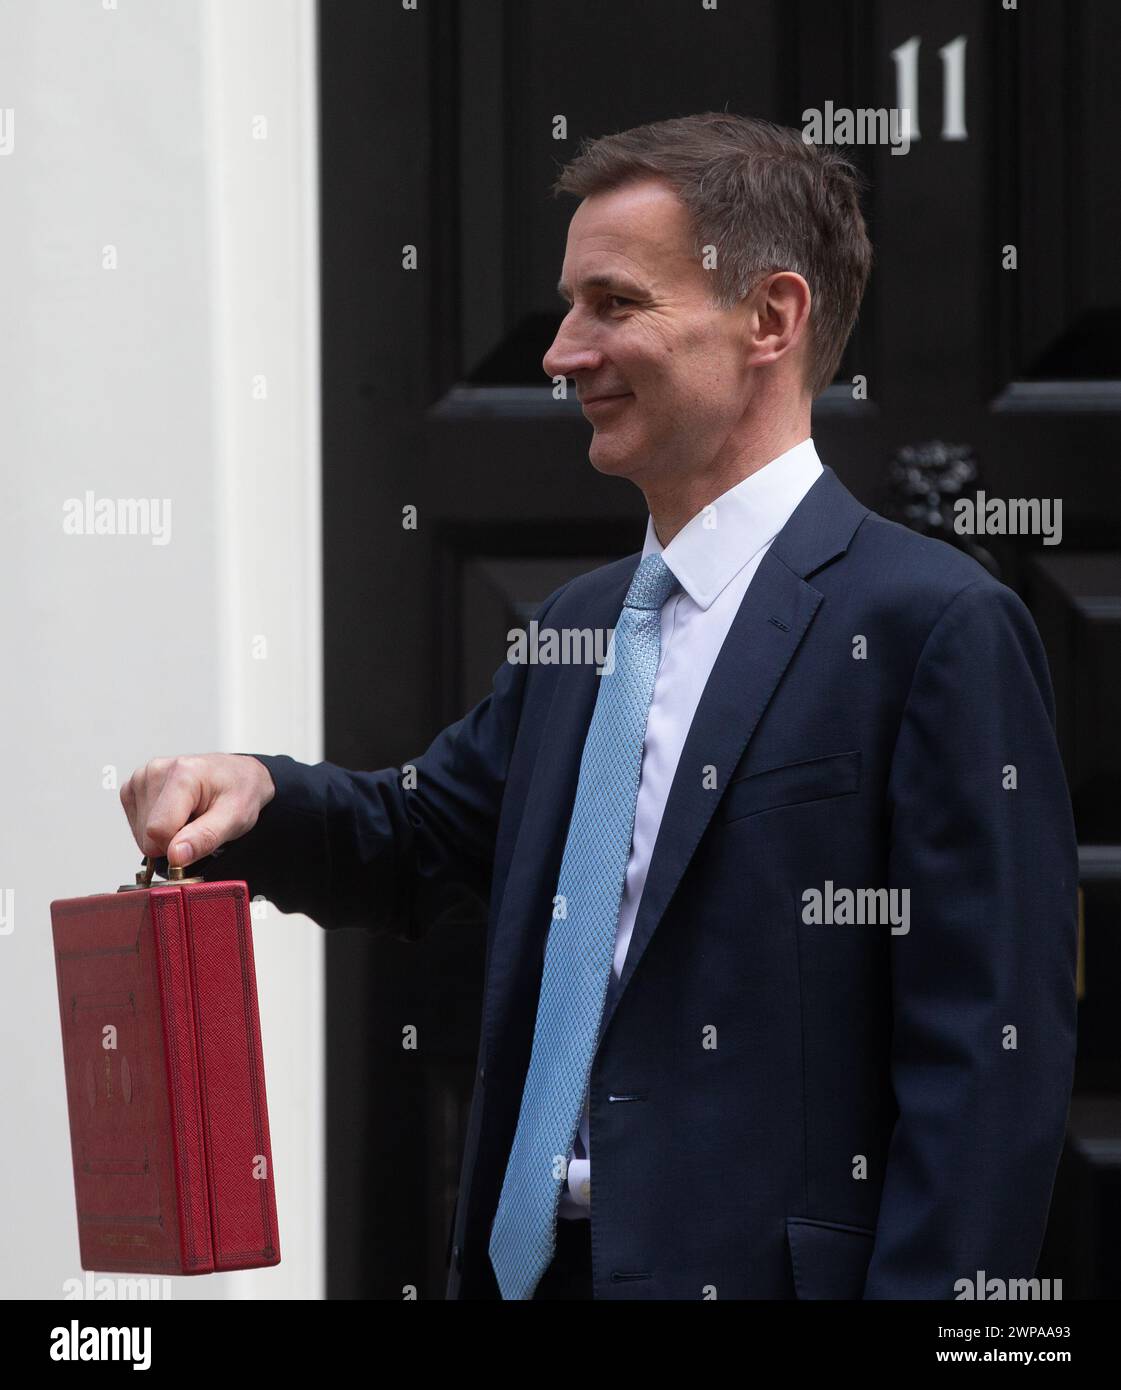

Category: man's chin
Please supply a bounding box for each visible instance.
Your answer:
[587,434,642,479]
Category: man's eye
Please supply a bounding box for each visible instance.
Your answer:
[606,295,633,310]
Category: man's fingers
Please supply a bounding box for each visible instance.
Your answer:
[141,759,211,861]
[166,811,228,868]
[121,753,265,868]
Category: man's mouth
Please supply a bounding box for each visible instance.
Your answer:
[582,392,633,413]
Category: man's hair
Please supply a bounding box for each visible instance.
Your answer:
[551,112,873,399]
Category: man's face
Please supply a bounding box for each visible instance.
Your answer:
[544,177,755,485]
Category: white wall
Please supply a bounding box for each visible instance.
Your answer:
[0,0,324,1300]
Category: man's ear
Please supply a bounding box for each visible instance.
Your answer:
[745,270,812,372]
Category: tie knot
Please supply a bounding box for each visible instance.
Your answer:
[624,553,679,611]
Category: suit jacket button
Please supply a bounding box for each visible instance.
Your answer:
[479,1065,486,1082]
[453,1244,463,1272]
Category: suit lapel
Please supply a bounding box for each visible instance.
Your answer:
[596,548,821,1044]
[598,467,867,1045]
[484,466,869,1065]
[598,467,868,1042]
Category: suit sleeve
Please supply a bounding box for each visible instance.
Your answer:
[160,582,570,937]
[862,577,1079,1299]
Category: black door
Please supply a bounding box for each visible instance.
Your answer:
[318,0,1121,1297]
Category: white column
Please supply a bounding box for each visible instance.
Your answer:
[0,0,324,1299]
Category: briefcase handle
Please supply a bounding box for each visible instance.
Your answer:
[117,855,204,892]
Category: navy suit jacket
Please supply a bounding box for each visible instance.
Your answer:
[199,465,1078,1299]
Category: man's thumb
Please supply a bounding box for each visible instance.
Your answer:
[167,837,195,868]
[167,815,225,868]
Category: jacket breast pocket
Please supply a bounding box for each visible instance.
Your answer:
[786,1216,875,1299]
[721,749,861,823]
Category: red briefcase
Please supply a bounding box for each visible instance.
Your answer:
[50,858,281,1275]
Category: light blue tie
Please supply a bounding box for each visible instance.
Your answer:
[488,552,680,1299]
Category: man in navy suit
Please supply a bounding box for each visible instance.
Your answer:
[123,114,1078,1299]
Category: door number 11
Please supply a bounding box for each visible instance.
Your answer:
[892,35,968,141]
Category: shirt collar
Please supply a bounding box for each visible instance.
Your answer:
[641,437,824,610]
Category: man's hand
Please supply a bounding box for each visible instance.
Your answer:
[120,754,277,869]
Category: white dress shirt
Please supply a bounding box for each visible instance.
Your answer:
[557,436,824,1219]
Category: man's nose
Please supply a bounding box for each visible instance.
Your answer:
[542,316,601,383]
